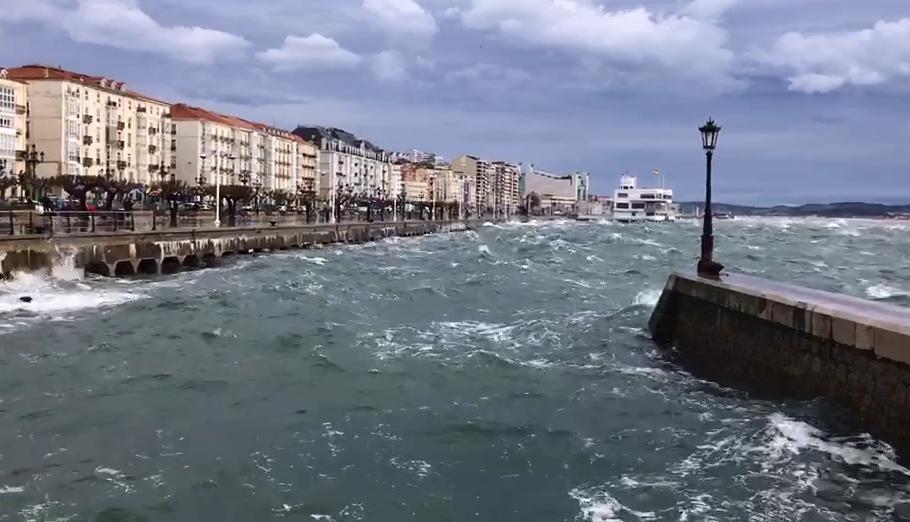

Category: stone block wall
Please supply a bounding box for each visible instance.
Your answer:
[650,272,910,456]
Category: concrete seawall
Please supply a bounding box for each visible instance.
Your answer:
[0,220,477,277]
[650,272,910,455]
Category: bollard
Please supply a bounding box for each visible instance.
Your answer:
[66,215,71,234]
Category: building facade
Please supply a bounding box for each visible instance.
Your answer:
[294,127,393,200]
[292,135,319,195]
[0,69,27,186]
[520,168,590,213]
[8,65,171,185]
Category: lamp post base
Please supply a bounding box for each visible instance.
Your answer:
[697,258,724,277]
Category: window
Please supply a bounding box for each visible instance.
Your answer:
[0,116,11,128]
[617,193,628,198]
[641,194,655,199]
[631,202,645,209]
[0,87,16,110]
[616,202,629,209]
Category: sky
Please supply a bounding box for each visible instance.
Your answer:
[1,0,909,204]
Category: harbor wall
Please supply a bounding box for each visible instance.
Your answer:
[650,272,910,455]
[0,220,475,277]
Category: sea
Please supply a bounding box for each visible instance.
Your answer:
[2,217,910,521]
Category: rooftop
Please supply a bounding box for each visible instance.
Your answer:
[6,64,170,105]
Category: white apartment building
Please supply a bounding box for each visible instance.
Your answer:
[295,127,393,199]
[171,104,254,188]
[257,124,298,194]
[8,65,171,184]
[0,69,27,184]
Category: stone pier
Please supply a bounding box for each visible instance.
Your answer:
[650,272,910,455]
[0,220,476,277]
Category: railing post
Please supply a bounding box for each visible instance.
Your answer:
[130,212,135,232]
[28,211,33,235]
[152,210,157,231]
[66,214,72,234]
[113,212,118,232]
[91,213,96,232]
[8,211,13,235]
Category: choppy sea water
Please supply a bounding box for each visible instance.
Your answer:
[2,217,910,521]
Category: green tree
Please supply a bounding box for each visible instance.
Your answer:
[207,184,252,227]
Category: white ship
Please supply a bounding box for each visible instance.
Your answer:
[612,174,677,222]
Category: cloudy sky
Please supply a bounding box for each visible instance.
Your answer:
[2,0,909,203]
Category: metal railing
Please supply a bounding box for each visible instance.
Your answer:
[1,208,468,237]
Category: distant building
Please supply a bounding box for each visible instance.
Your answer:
[520,167,589,214]
[408,148,437,165]
[294,126,392,199]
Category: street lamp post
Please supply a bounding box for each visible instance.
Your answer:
[697,118,723,277]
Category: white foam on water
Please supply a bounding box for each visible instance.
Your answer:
[0,485,24,494]
[866,284,910,300]
[759,413,909,475]
[477,244,494,256]
[0,272,146,333]
[569,487,656,521]
[632,289,661,307]
[302,256,327,266]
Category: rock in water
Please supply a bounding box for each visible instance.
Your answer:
[19,296,33,303]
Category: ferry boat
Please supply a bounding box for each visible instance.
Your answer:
[612,175,677,222]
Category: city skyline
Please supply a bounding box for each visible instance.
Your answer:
[2,0,908,204]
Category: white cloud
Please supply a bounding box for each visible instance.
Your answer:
[757,18,910,93]
[363,0,438,37]
[681,0,737,21]
[371,50,407,81]
[257,34,362,72]
[458,0,735,83]
[6,0,250,64]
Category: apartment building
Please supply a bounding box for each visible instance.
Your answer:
[8,65,171,184]
[0,69,27,182]
[292,135,319,194]
[256,124,298,194]
[493,161,521,216]
[171,104,256,188]
[294,126,393,199]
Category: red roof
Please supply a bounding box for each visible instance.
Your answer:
[6,64,170,105]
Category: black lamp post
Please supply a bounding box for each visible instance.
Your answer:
[697,118,723,277]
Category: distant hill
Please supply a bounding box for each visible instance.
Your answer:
[677,202,910,218]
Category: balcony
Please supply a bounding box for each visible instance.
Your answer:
[115,140,125,150]
[83,135,93,145]
[15,149,26,160]
[116,160,127,170]
[137,106,147,113]
[15,104,26,115]
[148,144,157,154]
[82,114,93,124]
[148,164,160,173]
[170,144,176,152]
[107,100,118,107]
[148,127,158,135]
[82,157,94,167]
[117,121,125,131]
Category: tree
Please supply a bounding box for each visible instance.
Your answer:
[269,190,292,208]
[47,175,104,210]
[0,173,17,200]
[529,192,541,215]
[95,173,137,210]
[298,189,317,223]
[207,184,252,227]
[152,177,189,227]
[18,170,51,201]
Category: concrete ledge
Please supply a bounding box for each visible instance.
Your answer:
[650,271,910,456]
[0,220,480,276]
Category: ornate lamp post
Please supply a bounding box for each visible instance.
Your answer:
[697,118,723,277]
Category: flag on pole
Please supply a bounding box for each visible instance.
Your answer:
[652,169,661,176]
